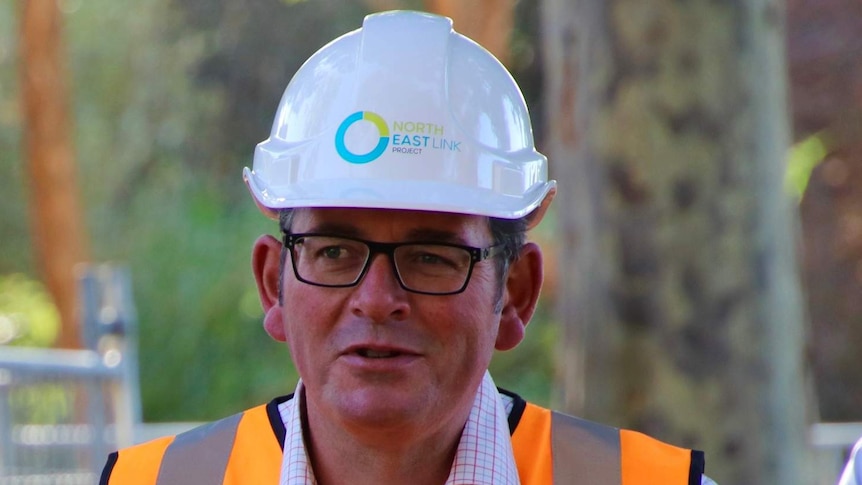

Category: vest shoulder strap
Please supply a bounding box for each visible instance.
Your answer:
[153,403,282,485]
[102,404,277,485]
[102,395,290,485]
[511,402,704,485]
[551,410,622,483]
[157,412,242,483]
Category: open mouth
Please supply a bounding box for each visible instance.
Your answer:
[356,349,402,359]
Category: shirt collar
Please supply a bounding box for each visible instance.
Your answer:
[278,371,520,485]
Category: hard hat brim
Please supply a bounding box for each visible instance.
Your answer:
[244,166,555,221]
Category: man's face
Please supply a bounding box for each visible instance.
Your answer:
[280,207,504,435]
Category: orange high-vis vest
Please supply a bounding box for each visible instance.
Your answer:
[101,393,705,484]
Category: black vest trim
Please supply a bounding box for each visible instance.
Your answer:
[689,450,706,485]
[266,394,294,450]
[497,387,526,435]
[99,451,118,485]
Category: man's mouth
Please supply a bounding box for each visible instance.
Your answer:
[356,348,402,359]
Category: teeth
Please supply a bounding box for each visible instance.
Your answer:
[359,349,398,358]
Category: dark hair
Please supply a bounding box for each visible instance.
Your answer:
[277,209,294,304]
[275,208,528,309]
[278,208,296,236]
[488,216,527,275]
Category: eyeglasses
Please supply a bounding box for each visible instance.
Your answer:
[283,233,505,295]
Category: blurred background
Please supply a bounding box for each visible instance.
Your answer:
[0,0,860,483]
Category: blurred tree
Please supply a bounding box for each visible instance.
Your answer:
[787,0,862,423]
[425,0,514,65]
[173,0,369,198]
[542,0,813,483]
[19,0,89,349]
[0,4,32,276]
[48,0,308,421]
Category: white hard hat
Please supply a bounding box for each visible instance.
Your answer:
[243,10,555,224]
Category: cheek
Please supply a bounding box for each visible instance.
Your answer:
[281,284,335,346]
[282,304,329,381]
[441,297,500,361]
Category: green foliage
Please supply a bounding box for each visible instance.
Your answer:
[0,274,72,428]
[0,274,60,347]
[0,3,33,276]
[121,177,298,421]
[785,132,830,199]
[65,0,305,421]
[9,384,71,425]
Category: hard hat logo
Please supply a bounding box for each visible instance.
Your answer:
[335,110,465,163]
[335,111,390,164]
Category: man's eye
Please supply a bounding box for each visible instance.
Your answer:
[418,253,446,265]
[320,246,346,259]
[411,250,462,269]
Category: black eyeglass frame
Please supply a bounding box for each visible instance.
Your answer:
[282,232,506,295]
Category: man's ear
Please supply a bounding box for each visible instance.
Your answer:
[252,234,287,342]
[495,242,544,351]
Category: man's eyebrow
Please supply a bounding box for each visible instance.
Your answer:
[403,228,463,243]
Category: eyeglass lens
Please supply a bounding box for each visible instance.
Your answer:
[291,235,474,294]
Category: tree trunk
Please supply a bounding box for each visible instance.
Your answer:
[425,0,514,65]
[542,0,813,482]
[787,0,862,423]
[20,0,89,349]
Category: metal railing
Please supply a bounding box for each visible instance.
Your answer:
[0,265,140,483]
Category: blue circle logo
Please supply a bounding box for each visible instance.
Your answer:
[334,111,390,164]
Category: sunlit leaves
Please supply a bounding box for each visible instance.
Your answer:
[0,274,59,347]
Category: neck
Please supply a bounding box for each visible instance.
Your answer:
[301,392,470,485]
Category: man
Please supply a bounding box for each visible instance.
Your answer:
[101,10,711,484]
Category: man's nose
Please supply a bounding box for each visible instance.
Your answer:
[349,253,410,321]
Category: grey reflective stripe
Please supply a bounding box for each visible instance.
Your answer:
[551,411,621,484]
[156,412,243,485]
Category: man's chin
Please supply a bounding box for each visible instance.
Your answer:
[330,388,434,431]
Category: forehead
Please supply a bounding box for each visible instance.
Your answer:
[291,207,491,241]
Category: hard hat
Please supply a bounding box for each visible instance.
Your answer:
[243,10,556,225]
